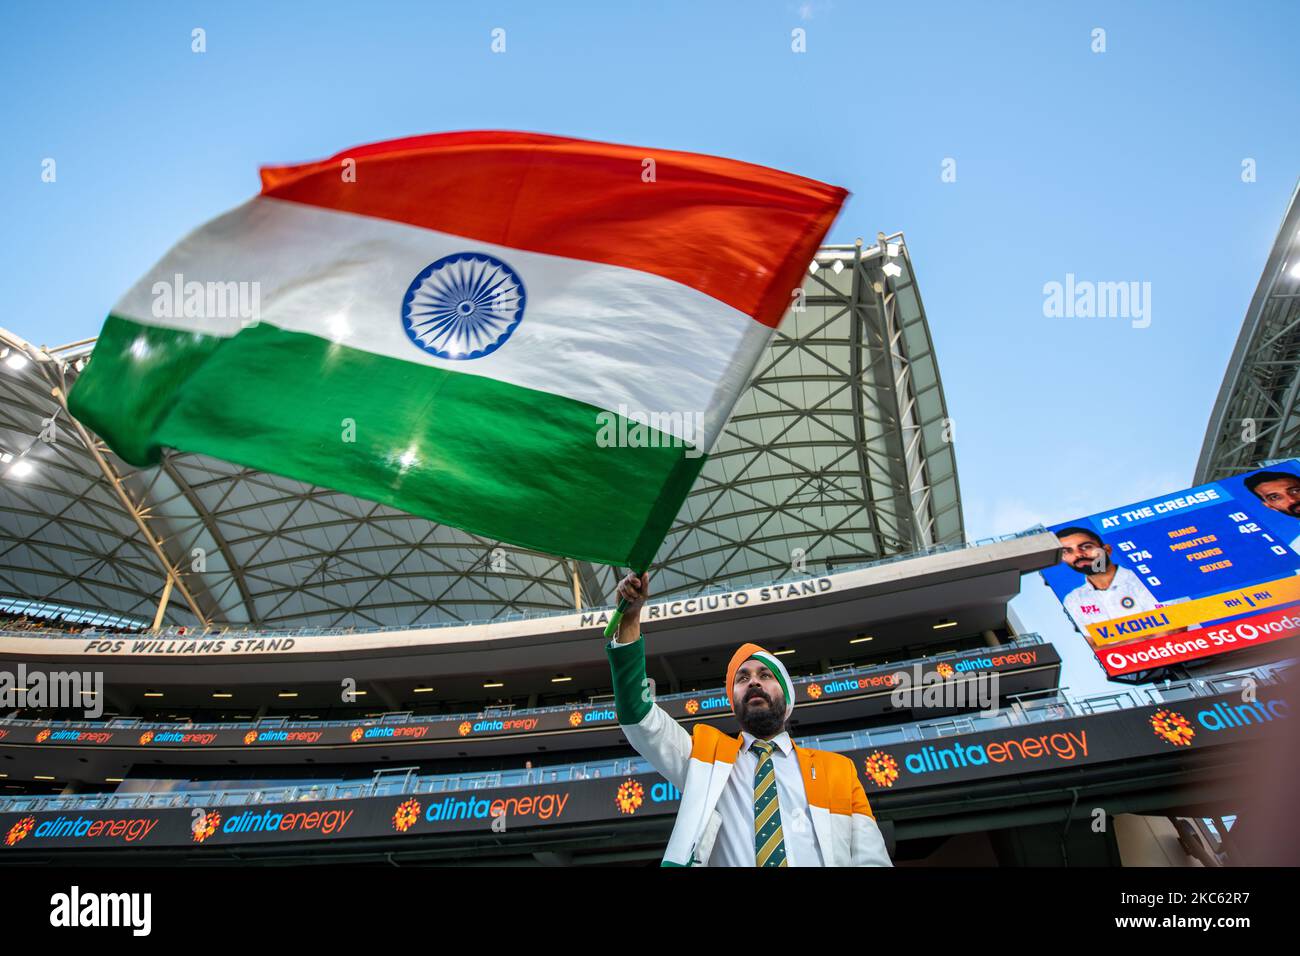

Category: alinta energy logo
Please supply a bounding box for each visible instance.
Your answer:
[350,727,365,743]
[1150,709,1196,747]
[5,816,35,847]
[45,730,113,745]
[806,684,823,700]
[936,663,955,679]
[4,814,158,846]
[567,709,615,727]
[243,729,324,745]
[864,751,901,788]
[35,729,50,743]
[392,798,421,833]
[137,730,215,746]
[352,726,428,742]
[458,721,472,737]
[684,699,699,715]
[615,779,644,815]
[191,811,221,844]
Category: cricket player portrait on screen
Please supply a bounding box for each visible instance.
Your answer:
[1054,526,1168,644]
[1244,469,1300,556]
[1042,461,1300,676]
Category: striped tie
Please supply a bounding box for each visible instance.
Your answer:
[751,739,788,867]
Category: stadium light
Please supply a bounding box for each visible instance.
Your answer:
[277,691,298,698]
[34,776,55,781]
[212,692,233,699]
[1290,260,1300,280]
[143,691,163,698]
[7,460,33,478]
[773,647,795,656]
[3,351,27,370]
[882,261,903,279]
[105,778,123,783]
[483,681,504,688]
[412,687,434,693]
[933,620,958,629]
[850,635,874,644]
[551,675,572,683]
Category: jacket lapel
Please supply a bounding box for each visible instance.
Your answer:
[709,733,743,802]
[690,732,744,865]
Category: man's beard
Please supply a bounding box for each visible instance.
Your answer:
[1070,555,1108,575]
[736,689,786,739]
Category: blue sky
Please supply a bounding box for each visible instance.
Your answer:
[2,1,1297,697]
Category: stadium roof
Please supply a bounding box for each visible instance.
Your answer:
[1196,180,1300,484]
[0,235,963,629]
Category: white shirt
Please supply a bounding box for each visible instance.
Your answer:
[709,729,824,867]
[1062,564,1161,632]
[1289,531,1300,557]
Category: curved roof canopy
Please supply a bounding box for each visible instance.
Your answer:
[0,237,963,629]
[1197,181,1300,484]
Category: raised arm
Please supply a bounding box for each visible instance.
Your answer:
[605,572,693,789]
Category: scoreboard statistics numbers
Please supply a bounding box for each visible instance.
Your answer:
[1043,460,1300,676]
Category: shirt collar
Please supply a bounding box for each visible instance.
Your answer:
[741,730,793,755]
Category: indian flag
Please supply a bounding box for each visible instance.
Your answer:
[68,132,846,570]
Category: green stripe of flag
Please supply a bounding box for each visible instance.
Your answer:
[68,316,707,569]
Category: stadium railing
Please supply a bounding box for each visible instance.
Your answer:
[0,659,1287,815]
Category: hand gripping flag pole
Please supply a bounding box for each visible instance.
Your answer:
[602,567,644,641]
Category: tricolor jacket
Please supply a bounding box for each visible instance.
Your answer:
[607,637,892,867]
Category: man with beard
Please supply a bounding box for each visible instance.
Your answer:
[1244,469,1300,555]
[604,571,891,867]
[1055,526,1164,640]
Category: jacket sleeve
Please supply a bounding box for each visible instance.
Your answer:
[606,636,693,790]
[849,771,893,867]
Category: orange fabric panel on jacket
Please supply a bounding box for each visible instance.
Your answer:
[796,747,828,810]
[690,723,741,764]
